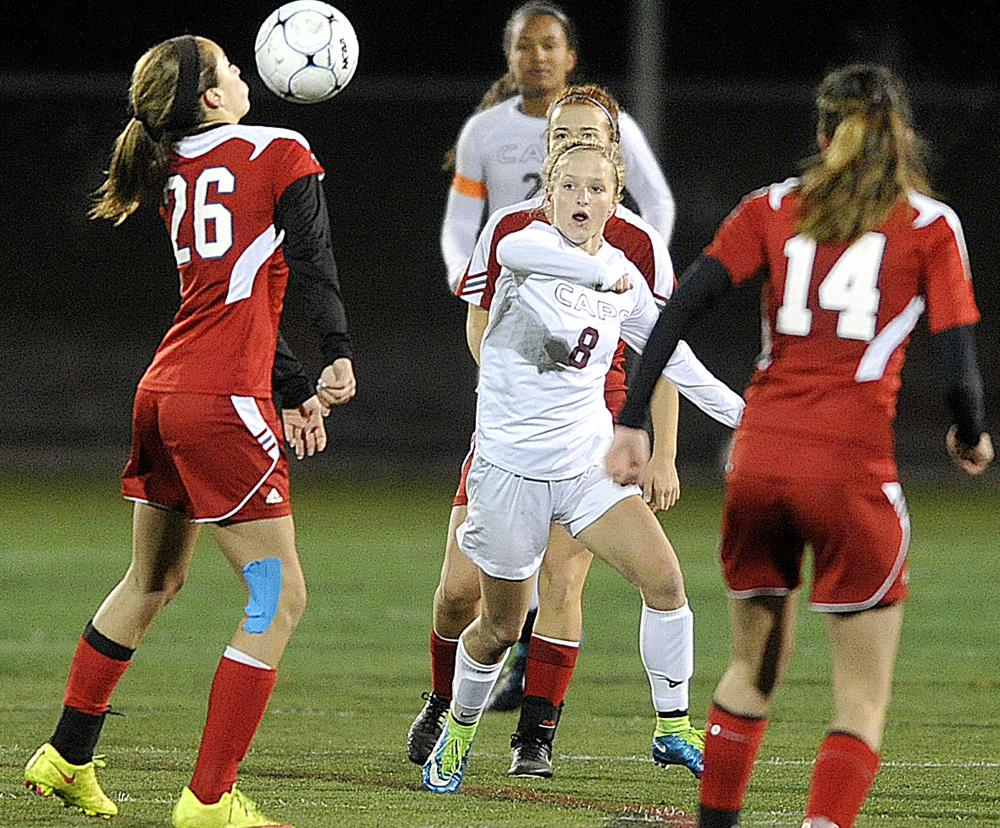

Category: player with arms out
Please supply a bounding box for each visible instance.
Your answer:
[437,0,678,718]
[409,84,694,780]
[606,64,992,828]
[422,138,744,793]
[23,35,355,828]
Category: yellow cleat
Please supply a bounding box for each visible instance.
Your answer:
[171,785,293,828]
[24,742,119,818]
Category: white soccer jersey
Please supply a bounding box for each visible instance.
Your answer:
[441,95,676,290]
[464,222,744,480]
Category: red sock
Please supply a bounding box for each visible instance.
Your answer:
[63,636,132,714]
[805,731,880,828]
[700,704,768,812]
[430,629,458,699]
[188,655,277,805]
[524,634,579,706]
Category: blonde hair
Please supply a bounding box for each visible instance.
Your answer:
[543,138,625,202]
[90,36,217,224]
[442,2,578,171]
[546,84,621,146]
[797,64,930,242]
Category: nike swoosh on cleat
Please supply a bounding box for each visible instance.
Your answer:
[425,761,452,789]
[56,768,76,784]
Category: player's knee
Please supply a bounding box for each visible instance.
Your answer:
[241,557,305,634]
[436,579,479,619]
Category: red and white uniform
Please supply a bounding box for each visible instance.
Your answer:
[709,179,980,609]
[122,124,324,522]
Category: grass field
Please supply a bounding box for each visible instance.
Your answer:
[0,466,997,827]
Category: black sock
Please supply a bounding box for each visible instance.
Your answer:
[51,707,107,766]
[698,804,741,828]
[514,695,562,743]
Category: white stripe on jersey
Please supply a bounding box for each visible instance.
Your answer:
[226,226,285,305]
[176,124,313,161]
[855,296,925,382]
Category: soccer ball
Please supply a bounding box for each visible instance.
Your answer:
[255,1,359,104]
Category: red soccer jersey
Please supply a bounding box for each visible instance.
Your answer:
[139,124,324,397]
[706,178,980,477]
[458,199,673,417]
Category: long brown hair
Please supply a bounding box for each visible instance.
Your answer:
[90,36,218,224]
[797,64,931,242]
[442,2,578,171]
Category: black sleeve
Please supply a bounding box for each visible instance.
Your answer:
[275,174,353,364]
[933,324,986,446]
[273,330,314,410]
[618,255,734,429]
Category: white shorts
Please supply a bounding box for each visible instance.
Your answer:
[456,455,641,581]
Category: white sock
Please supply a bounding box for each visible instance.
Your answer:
[639,602,694,713]
[451,634,506,725]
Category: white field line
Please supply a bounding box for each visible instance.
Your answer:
[4,742,997,769]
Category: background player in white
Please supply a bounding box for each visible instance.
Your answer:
[409,85,689,779]
[23,35,354,828]
[441,0,676,292]
[422,138,744,793]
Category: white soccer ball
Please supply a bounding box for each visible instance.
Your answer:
[255,1,359,104]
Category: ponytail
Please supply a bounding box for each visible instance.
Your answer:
[91,36,217,224]
[797,64,930,243]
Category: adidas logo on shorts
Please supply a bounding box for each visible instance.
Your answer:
[265,487,283,504]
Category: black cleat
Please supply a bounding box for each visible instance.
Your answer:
[485,657,526,712]
[406,691,450,765]
[508,734,554,778]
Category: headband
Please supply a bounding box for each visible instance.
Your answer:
[558,93,620,143]
[136,35,203,141]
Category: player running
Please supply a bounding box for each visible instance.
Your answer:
[606,64,992,828]
[422,137,744,793]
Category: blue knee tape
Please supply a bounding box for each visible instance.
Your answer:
[242,558,282,634]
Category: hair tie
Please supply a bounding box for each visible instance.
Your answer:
[558,93,620,143]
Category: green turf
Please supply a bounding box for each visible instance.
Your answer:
[0,470,997,827]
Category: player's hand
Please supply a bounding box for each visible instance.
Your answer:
[316,358,356,409]
[603,274,632,293]
[946,426,993,476]
[642,452,680,513]
[282,395,328,459]
[605,425,650,486]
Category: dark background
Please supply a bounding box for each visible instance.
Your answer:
[2,1,998,480]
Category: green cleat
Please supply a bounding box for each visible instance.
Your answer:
[24,742,119,818]
[652,715,705,778]
[422,712,478,793]
[171,785,293,828]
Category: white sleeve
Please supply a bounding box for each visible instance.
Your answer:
[621,282,744,428]
[496,225,617,289]
[440,118,487,292]
[619,112,676,247]
[441,189,485,292]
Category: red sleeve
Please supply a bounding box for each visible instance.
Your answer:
[270,140,325,203]
[922,217,980,333]
[704,191,769,285]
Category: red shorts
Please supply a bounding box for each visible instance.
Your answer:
[452,438,475,508]
[720,473,909,612]
[122,389,292,523]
